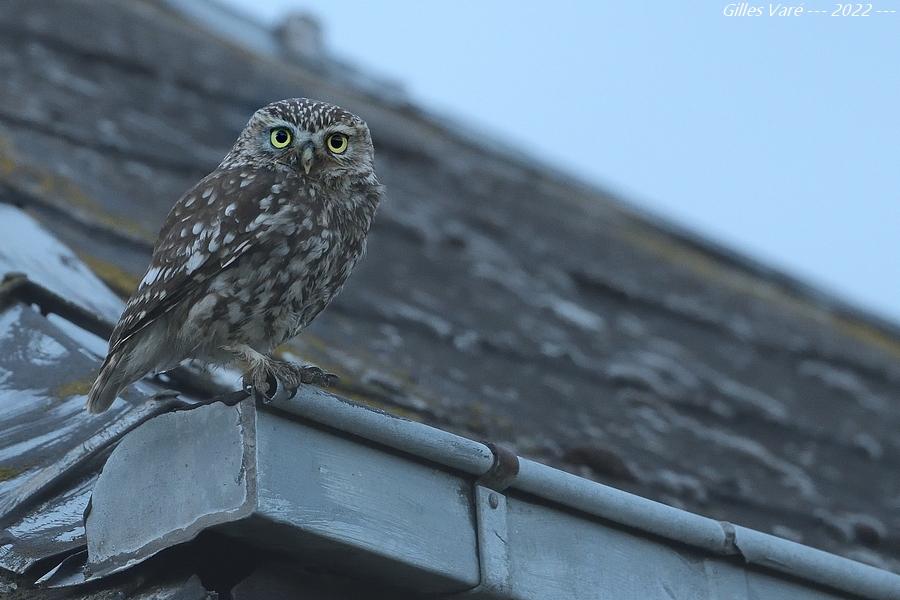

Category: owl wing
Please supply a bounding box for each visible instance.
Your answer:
[105,167,301,360]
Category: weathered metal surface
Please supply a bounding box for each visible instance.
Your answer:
[506,494,715,600]
[83,388,900,599]
[731,526,900,600]
[87,399,480,593]
[453,485,512,599]
[250,407,480,593]
[266,388,495,477]
[500,493,862,600]
[513,457,731,554]
[0,476,91,574]
[86,402,256,577]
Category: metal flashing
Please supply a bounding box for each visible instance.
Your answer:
[85,399,482,593]
[85,401,258,578]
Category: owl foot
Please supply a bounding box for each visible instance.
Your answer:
[241,357,338,404]
[270,360,339,389]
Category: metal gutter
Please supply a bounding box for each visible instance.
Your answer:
[513,457,730,554]
[72,387,900,599]
[267,386,495,477]
[730,526,900,600]
[272,389,900,599]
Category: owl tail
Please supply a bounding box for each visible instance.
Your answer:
[86,354,128,414]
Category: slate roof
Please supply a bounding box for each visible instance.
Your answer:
[1,0,899,595]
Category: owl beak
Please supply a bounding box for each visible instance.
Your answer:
[299,141,315,175]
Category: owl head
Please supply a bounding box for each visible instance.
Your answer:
[222,98,375,180]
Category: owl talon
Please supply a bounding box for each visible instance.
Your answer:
[242,369,278,404]
[263,371,278,402]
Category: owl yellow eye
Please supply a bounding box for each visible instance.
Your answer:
[270,127,292,149]
[326,133,349,154]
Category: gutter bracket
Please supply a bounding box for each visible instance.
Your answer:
[453,485,512,599]
[452,444,518,598]
[477,443,519,492]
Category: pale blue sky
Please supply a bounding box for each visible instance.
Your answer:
[225,0,899,323]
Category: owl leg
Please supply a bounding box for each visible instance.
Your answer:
[228,345,278,402]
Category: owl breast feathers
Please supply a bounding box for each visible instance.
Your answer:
[87,98,383,413]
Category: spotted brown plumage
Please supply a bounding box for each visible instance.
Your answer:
[87,98,383,413]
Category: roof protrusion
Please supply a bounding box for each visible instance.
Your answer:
[275,12,326,66]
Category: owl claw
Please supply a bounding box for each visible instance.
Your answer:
[263,371,278,402]
[242,370,278,404]
[296,365,339,387]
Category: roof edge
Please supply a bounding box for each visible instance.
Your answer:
[269,387,900,599]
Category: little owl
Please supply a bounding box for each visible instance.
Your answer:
[87,98,382,413]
